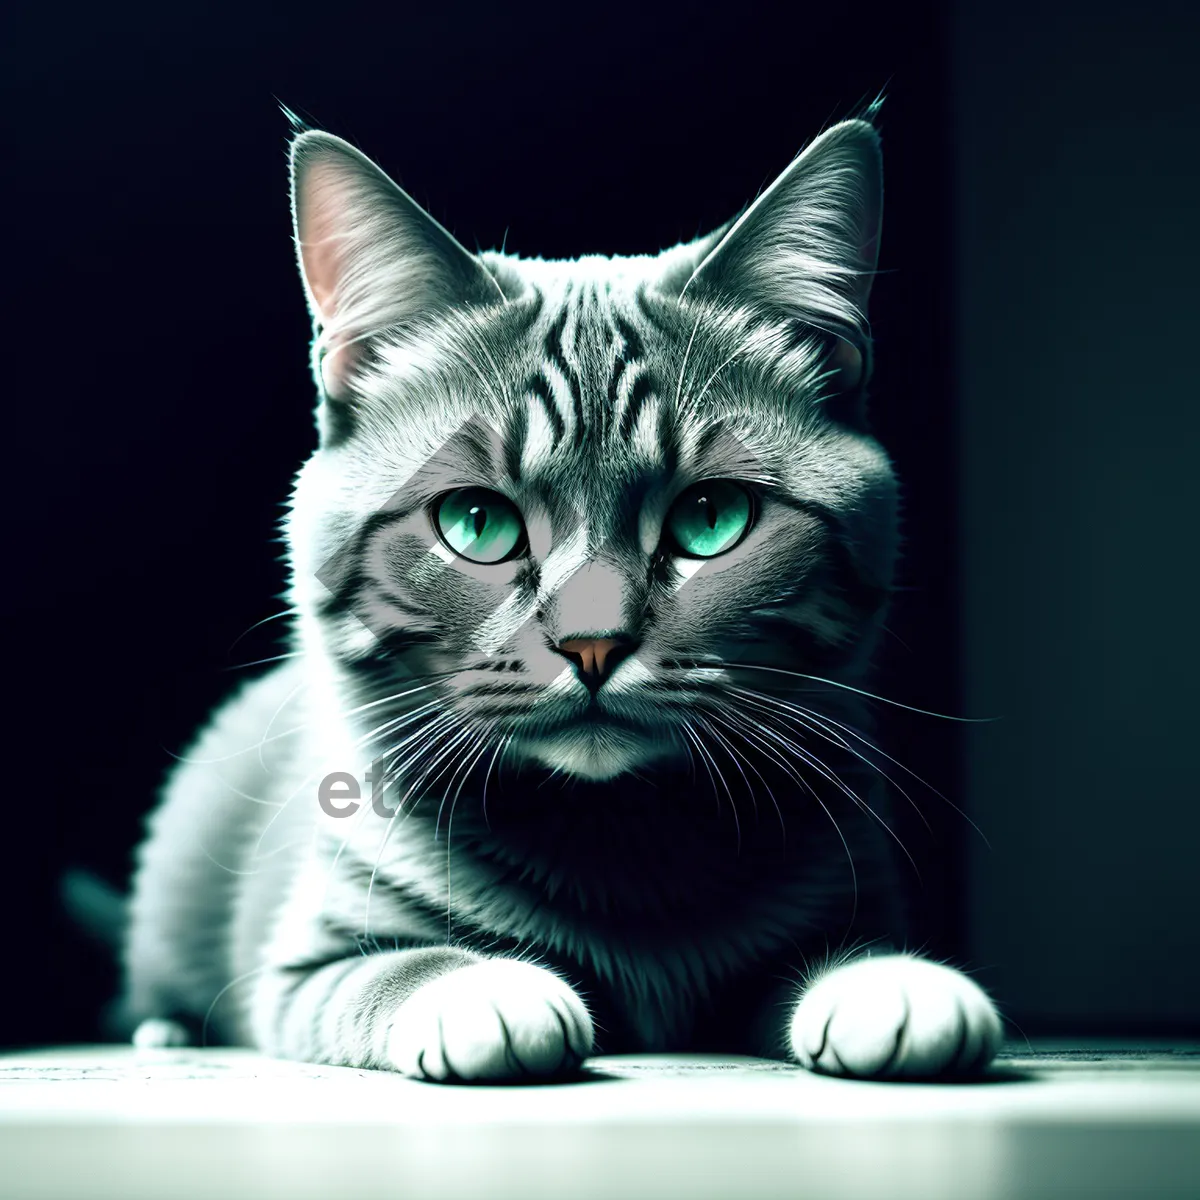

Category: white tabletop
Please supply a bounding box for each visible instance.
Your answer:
[1,1043,1197,1199]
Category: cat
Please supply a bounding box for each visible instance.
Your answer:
[122,111,1003,1081]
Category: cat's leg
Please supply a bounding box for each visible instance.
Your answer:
[250,948,594,1082]
[123,664,314,1046]
[787,952,1003,1078]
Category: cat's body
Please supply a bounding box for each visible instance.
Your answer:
[123,114,1003,1079]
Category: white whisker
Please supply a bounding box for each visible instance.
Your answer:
[731,686,932,836]
[720,661,995,722]
[682,718,741,852]
[703,709,787,843]
[716,706,857,920]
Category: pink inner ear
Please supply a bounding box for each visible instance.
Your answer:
[298,162,355,326]
[304,243,339,323]
[297,161,365,399]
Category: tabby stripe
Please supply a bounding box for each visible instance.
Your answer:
[365,583,429,617]
[658,405,680,478]
[528,372,566,448]
[619,371,655,442]
[272,955,362,1052]
[543,304,585,445]
[694,420,730,461]
[316,509,423,619]
[606,356,628,431]
[341,854,453,931]
[609,313,646,439]
[329,627,439,671]
[336,851,535,956]
[505,401,528,481]
[613,314,645,363]
[634,285,676,337]
[265,948,485,1065]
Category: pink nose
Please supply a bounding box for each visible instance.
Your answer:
[556,637,628,684]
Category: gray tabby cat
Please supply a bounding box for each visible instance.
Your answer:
[123,114,1003,1080]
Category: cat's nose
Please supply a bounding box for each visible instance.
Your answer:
[554,637,636,691]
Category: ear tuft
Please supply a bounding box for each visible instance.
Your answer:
[278,101,313,134]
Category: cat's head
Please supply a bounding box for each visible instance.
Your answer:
[285,119,898,784]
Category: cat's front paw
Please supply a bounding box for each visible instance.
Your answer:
[386,958,593,1083]
[790,954,1002,1079]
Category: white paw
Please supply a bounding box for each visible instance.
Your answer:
[386,959,594,1083]
[790,954,1003,1079]
[132,1018,192,1048]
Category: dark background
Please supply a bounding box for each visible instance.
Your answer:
[4,0,1197,1048]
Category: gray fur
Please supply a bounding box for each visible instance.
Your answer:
[123,117,1003,1078]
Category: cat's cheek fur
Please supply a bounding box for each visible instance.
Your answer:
[789,955,1003,1079]
[386,959,594,1082]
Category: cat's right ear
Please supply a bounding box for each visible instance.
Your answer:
[680,119,883,393]
[289,131,505,409]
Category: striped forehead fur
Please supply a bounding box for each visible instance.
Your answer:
[342,288,835,464]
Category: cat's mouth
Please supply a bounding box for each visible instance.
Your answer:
[515,709,681,781]
[554,708,644,731]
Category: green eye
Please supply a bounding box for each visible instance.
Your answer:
[434,488,527,564]
[664,480,754,559]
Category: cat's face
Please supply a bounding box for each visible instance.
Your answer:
[285,122,898,784]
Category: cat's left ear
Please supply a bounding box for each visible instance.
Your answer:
[290,131,505,405]
[684,119,882,391]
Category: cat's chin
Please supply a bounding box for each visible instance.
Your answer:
[516,724,674,782]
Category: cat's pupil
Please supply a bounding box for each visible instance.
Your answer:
[700,497,718,530]
[471,506,487,538]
